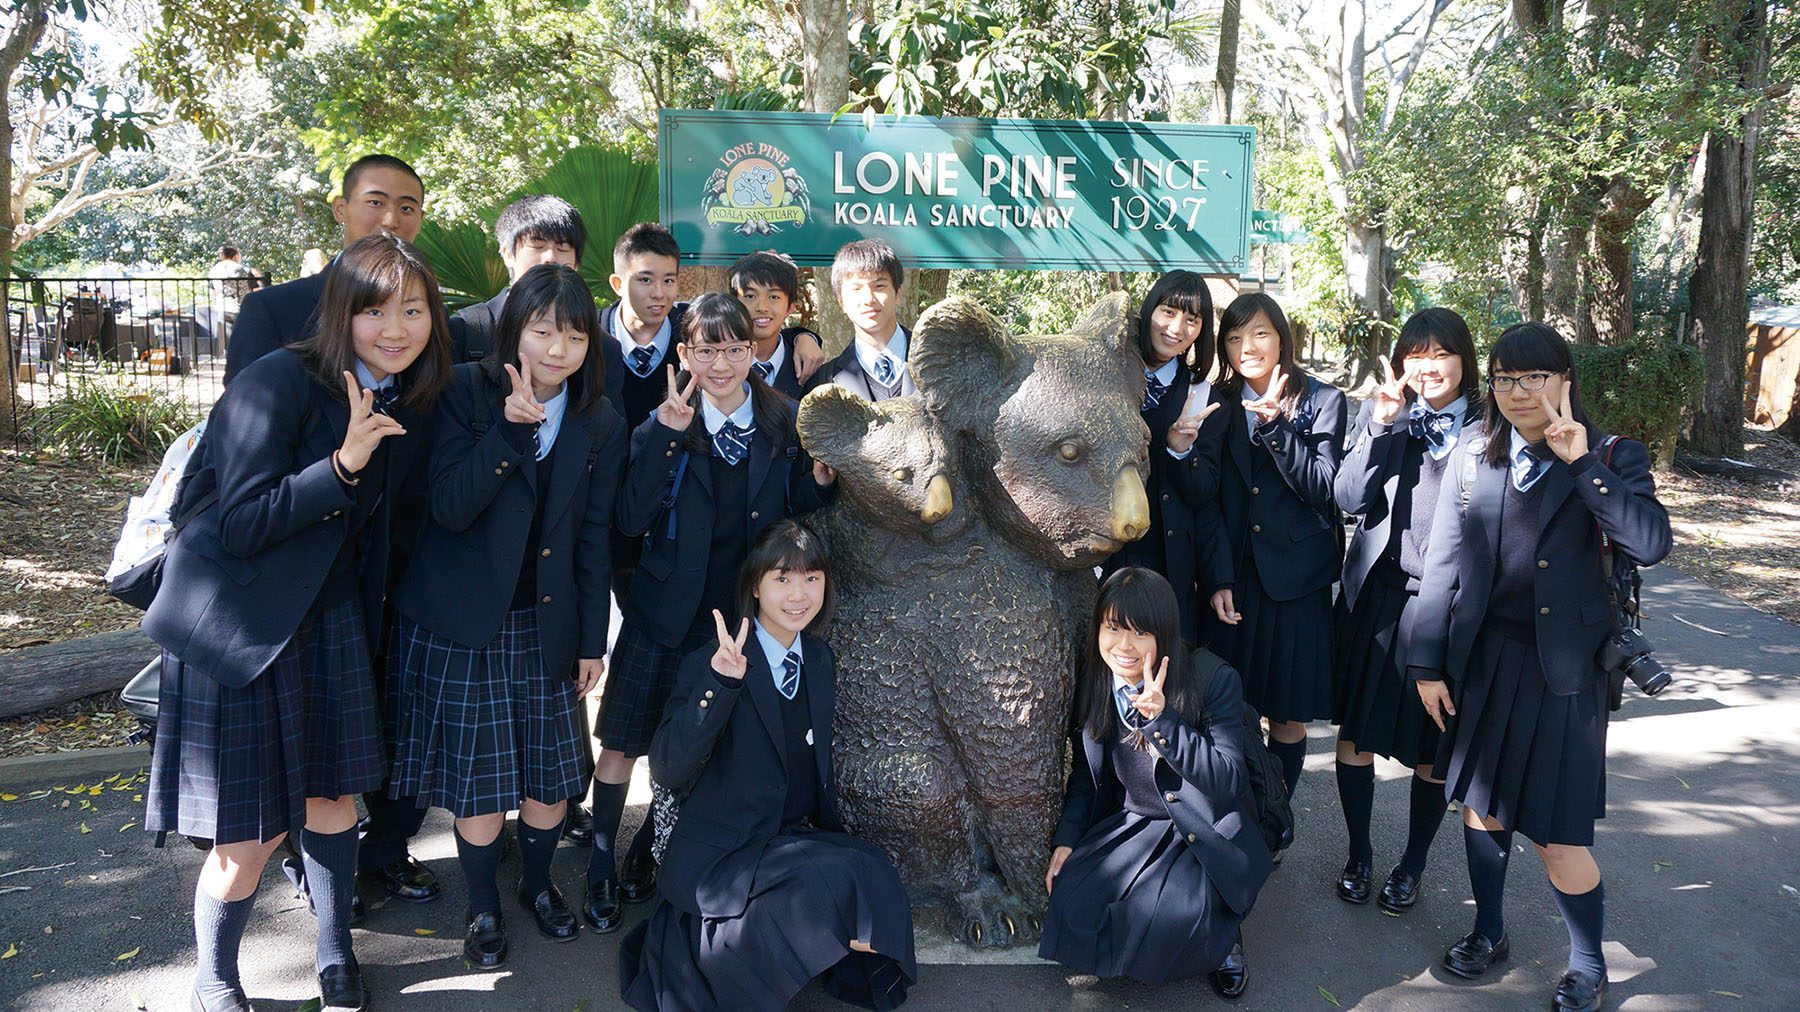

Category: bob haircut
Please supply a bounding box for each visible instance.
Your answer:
[1481,321,1592,469]
[1216,291,1308,413]
[1392,307,1480,404]
[1136,270,1216,380]
[830,238,903,295]
[496,195,587,264]
[295,232,452,413]
[734,519,834,633]
[729,251,801,303]
[676,293,799,453]
[488,263,605,414]
[1078,567,1204,746]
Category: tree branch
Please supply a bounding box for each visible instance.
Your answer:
[1380,0,1453,130]
[12,144,262,250]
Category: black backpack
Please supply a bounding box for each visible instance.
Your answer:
[1191,646,1296,854]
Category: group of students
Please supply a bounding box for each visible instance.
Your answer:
[138,151,1670,1012]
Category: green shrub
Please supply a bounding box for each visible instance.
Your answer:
[32,380,203,466]
[1569,336,1705,469]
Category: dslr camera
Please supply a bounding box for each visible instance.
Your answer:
[1599,625,1670,711]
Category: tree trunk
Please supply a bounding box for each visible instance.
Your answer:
[1544,218,1586,340]
[1212,0,1242,125]
[1,4,53,444]
[1503,192,1549,322]
[1584,178,1653,345]
[1344,215,1390,370]
[798,0,853,355]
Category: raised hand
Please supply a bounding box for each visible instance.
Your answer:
[1166,388,1222,454]
[502,351,548,425]
[1541,383,1588,463]
[709,608,751,681]
[338,370,408,474]
[656,363,698,430]
[1131,656,1168,721]
[1246,364,1286,424]
[1370,354,1415,426]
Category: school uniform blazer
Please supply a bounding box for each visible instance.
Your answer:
[144,350,427,687]
[393,363,627,676]
[805,326,915,400]
[1404,427,1672,696]
[1135,372,1227,643]
[450,288,507,364]
[1050,658,1273,916]
[598,302,690,416]
[616,408,835,648]
[1209,378,1348,600]
[758,327,813,401]
[225,265,473,383]
[1334,398,1484,611]
[650,637,845,919]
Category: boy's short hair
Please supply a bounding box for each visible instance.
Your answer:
[729,252,800,302]
[219,245,239,260]
[496,195,588,263]
[613,222,681,269]
[342,154,423,198]
[830,238,903,294]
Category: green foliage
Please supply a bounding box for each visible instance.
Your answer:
[31,379,204,465]
[1570,336,1706,467]
[1751,91,1800,303]
[412,219,509,311]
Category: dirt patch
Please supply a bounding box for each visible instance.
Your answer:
[1657,425,1800,625]
[0,689,143,756]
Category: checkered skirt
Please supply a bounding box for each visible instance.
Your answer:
[386,608,585,818]
[145,596,386,846]
[595,621,710,758]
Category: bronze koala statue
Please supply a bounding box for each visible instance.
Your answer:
[798,293,1151,947]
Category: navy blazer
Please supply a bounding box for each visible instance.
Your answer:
[225,264,474,383]
[804,326,915,400]
[1334,398,1484,611]
[393,363,626,676]
[651,636,845,919]
[1210,377,1348,601]
[144,350,425,687]
[617,407,834,647]
[598,302,690,426]
[451,288,508,365]
[1051,656,1273,916]
[754,326,813,401]
[1404,428,1672,696]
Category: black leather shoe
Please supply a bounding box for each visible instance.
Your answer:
[1443,930,1509,978]
[582,878,623,933]
[190,987,256,1012]
[463,910,508,969]
[1207,941,1248,1001]
[317,963,367,1012]
[518,883,580,942]
[364,856,441,903]
[563,805,595,846]
[619,850,658,904]
[1552,969,1607,1011]
[1336,858,1373,904]
[1378,866,1421,914]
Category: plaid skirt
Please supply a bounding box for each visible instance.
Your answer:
[145,596,386,846]
[386,609,586,819]
[1332,566,1441,770]
[596,621,711,758]
[1209,552,1336,725]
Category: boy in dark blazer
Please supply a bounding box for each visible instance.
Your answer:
[454,194,587,365]
[729,251,823,401]
[807,239,913,401]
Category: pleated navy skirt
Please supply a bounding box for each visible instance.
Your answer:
[1332,569,1441,770]
[146,596,385,846]
[1039,809,1242,985]
[1209,553,1335,724]
[1437,628,1608,847]
[386,608,585,819]
[596,622,710,757]
[619,829,917,1012]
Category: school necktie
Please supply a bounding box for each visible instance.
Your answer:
[1114,683,1143,728]
[712,419,753,465]
[752,360,775,382]
[1513,445,1546,492]
[872,353,897,388]
[629,345,655,376]
[777,651,800,700]
[371,383,400,416]
[1408,403,1457,450]
[1143,373,1168,413]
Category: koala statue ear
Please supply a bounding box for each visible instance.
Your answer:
[1068,290,1139,358]
[912,296,1016,426]
[797,383,881,470]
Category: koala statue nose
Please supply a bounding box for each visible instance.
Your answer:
[920,473,953,524]
[1112,466,1150,543]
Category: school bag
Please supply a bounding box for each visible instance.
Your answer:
[104,422,214,610]
[1191,646,1296,854]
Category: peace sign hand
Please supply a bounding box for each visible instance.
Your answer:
[1541,383,1588,463]
[709,608,751,681]
[338,371,408,473]
[503,352,548,425]
[1130,656,1168,722]
[656,364,698,430]
[1370,354,1415,426]
[1166,388,1222,454]
[1246,365,1285,424]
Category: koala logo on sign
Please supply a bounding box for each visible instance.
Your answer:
[700,142,811,238]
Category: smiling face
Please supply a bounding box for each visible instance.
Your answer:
[610,252,680,333]
[736,281,793,352]
[677,337,754,410]
[1222,310,1281,386]
[1096,609,1156,686]
[837,270,899,345]
[350,279,432,383]
[1146,301,1206,366]
[754,566,827,642]
[503,233,580,284]
[1404,340,1465,409]
[517,310,591,402]
[1491,368,1567,438]
[333,166,424,245]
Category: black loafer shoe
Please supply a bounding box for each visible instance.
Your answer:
[1207,942,1248,1001]
[365,856,441,904]
[1443,930,1509,979]
[1336,859,1373,904]
[463,910,508,969]
[563,805,595,846]
[1552,969,1607,1012]
[190,987,256,1012]
[1378,866,1421,914]
[582,878,623,933]
[619,851,658,904]
[317,963,367,1012]
[518,883,580,942]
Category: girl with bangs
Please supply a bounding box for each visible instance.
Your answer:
[143,233,453,1012]
[1329,308,1483,914]
[1040,567,1272,999]
[385,263,626,967]
[589,293,838,935]
[1406,323,1670,1012]
[620,520,916,1011]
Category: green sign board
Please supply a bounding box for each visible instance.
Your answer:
[658,110,1255,273]
[1250,210,1309,245]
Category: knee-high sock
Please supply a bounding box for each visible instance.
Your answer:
[517,814,565,898]
[193,882,255,1007]
[1336,761,1375,865]
[1553,880,1607,979]
[620,808,655,863]
[587,780,629,885]
[300,826,360,972]
[1270,737,1307,801]
[1463,823,1512,941]
[1395,775,1449,879]
[455,828,504,916]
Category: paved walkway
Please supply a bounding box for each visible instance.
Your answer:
[2,565,1797,1011]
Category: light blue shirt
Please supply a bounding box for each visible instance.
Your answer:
[700,385,755,435]
[352,359,396,394]
[754,618,804,696]
[1411,394,1468,461]
[1509,426,1548,491]
[851,324,908,387]
[533,383,568,461]
[612,310,673,376]
[756,336,787,376]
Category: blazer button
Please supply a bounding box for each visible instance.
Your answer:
[1187,832,1196,843]
[665,450,674,457]
[750,511,760,520]
[1161,493,1170,502]
[542,595,553,604]
[541,548,552,557]
[500,460,510,468]
[699,699,709,708]
[1539,606,1550,615]
[1251,486,1261,494]
[704,690,714,699]
[332,510,342,517]
[1251,524,1262,533]
[1166,529,1175,537]
[1538,560,1549,568]
[1599,487,1609,494]
[494,467,504,475]
[1164,791,1177,802]
[1593,477,1603,485]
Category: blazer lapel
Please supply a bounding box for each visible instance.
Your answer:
[742,648,788,772]
[1226,401,1253,485]
[1535,456,1574,541]
[802,642,834,796]
[744,422,779,506]
[541,410,594,525]
[1472,444,1505,571]
[1147,370,1188,438]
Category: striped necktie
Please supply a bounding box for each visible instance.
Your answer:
[872,353,897,388]
[1143,373,1168,413]
[713,419,753,465]
[1114,683,1143,727]
[778,651,800,700]
[1514,445,1546,492]
[752,359,775,382]
[628,345,655,376]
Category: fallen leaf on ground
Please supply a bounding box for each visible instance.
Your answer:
[1318,985,1340,1006]
[115,946,139,960]
[413,928,436,936]
[77,823,90,834]
[2,943,16,958]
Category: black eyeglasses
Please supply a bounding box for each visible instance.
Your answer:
[1488,372,1554,393]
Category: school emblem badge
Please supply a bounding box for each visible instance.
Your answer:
[700,143,810,237]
